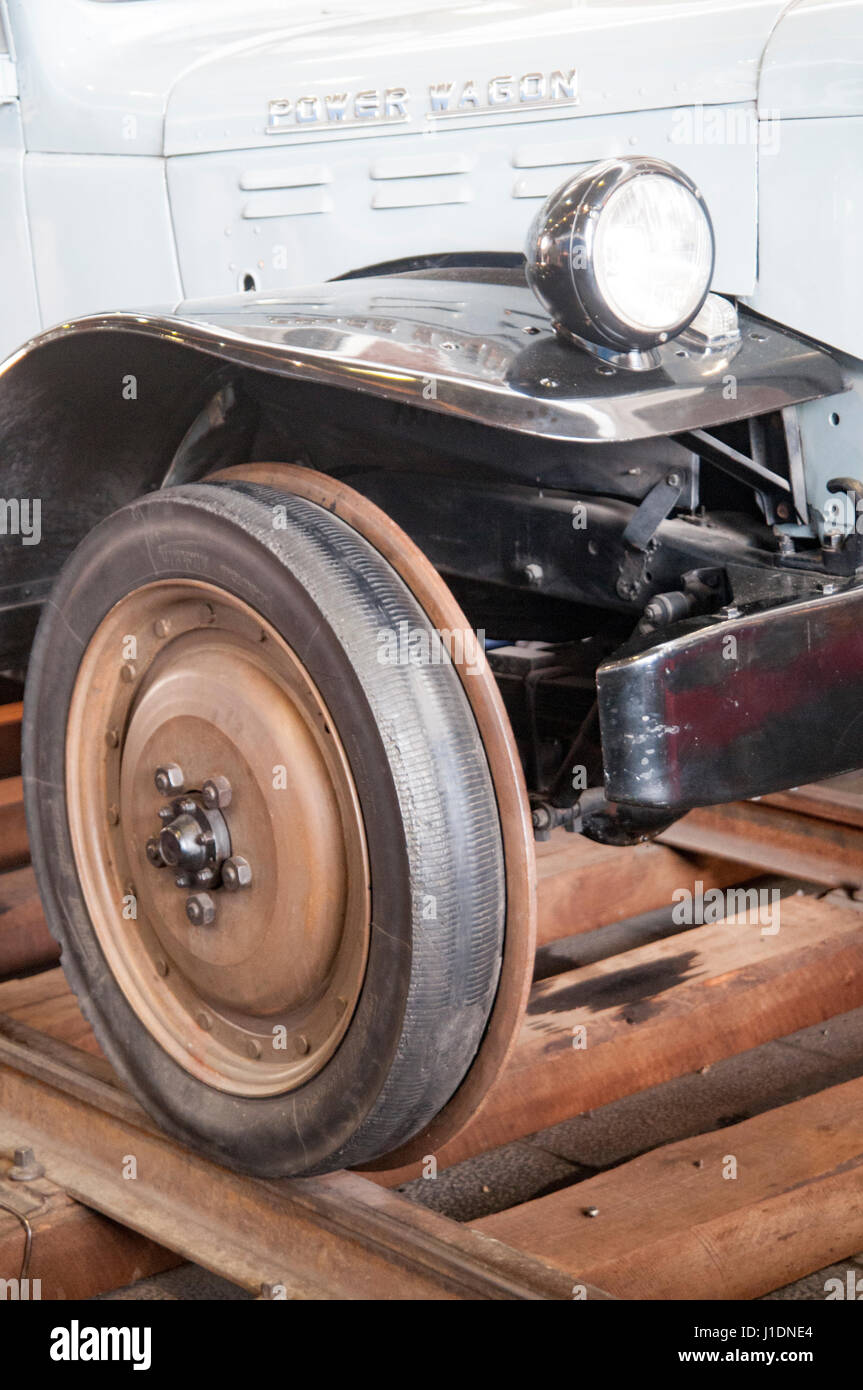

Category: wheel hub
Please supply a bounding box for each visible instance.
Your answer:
[145,771,249,920]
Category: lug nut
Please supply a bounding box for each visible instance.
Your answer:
[186,893,216,926]
[202,775,232,810]
[222,856,252,892]
[154,764,184,795]
[145,837,164,867]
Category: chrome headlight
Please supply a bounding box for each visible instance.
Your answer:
[526,157,715,355]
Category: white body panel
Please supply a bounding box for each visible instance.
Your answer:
[167,103,757,299]
[747,0,863,361]
[24,154,182,327]
[0,103,40,360]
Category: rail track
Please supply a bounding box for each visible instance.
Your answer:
[2,699,863,1300]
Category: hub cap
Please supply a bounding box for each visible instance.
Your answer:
[65,580,370,1096]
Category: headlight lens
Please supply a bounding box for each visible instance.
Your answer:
[526,157,715,356]
[592,175,713,334]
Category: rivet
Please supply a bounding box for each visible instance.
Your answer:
[154,617,172,638]
[105,728,119,748]
[107,805,120,825]
[197,1010,213,1031]
[294,1034,310,1056]
[120,663,136,683]
[247,1039,262,1059]
[583,1206,600,1218]
[156,958,169,977]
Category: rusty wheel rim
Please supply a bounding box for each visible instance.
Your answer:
[208,465,537,1168]
[66,579,370,1097]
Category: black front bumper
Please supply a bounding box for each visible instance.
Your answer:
[598,582,863,812]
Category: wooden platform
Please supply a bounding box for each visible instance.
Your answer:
[2,701,863,1300]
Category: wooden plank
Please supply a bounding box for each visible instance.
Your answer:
[535,830,749,945]
[2,832,752,976]
[0,866,59,978]
[370,894,863,1182]
[0,968,102,1056]
[473,1075,863,1300]
[0,702,21,779]
[0,1171,180,1300]
[0,776,28,873]
[0,1020,605,1301]
[763,771,863,830]
[661,800,863,888]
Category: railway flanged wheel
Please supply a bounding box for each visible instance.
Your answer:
[23,474,535,1176]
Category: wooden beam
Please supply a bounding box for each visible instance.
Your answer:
[763,770,863,830]
[0,1171,180,1300]
[535,831,749,945]
[0,968,102,1056]
[0,867,59,978]
[660,800,863,889]
[371,894,863,1181]
[473,1075,863,1300]
[0,702,21,780]
[0,777,28,873]
[0,1015,604,1301]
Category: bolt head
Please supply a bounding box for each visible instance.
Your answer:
[184,889,215,922]
[222,856,252,892]
[202,775,232,810]
[154,764,184,795]
[186,893,216,926]
[9,1146,45,1181]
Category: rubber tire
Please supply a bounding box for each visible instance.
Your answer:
[23,481,505,1176]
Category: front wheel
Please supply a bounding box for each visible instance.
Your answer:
[24,477,508,1175]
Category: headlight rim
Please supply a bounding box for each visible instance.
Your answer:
[527,155,716,356]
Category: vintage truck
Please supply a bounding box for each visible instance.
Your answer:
[1,0,861,1176]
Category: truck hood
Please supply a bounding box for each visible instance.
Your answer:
[165,0,791,156]
[14,0,791,157]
